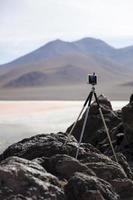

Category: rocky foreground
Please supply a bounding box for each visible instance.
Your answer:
[0,96,133,199]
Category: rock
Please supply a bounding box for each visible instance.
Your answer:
[0,132,80,161]
[0,132,103,162]
[86,162,127,182]
[130,93,133,104]
[33,152,133,198]
[114,109,122,120]
[48,154,96,179]
[80,151,131,184]
[33,156,50,171]
[6,195,28,199]
[80,151,114,165]
[112,153,133,179]
[122,103,133,145]
[80,142,101,154]
[65,172,119,200]
[90,95,113,113]
[79,150,133,199]
[121,102,133,161]
[66,95,121,147]
[111,178,133,199]
[109,123,124,141]
[0,156,65,199]
[1,131,133,199]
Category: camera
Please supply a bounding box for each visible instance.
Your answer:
[88,73,97,85]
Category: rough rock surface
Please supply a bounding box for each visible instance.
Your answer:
[111,178,133,199]
[47,154,96,178]
[0,132,78,161]
[122,103,133,152]
[0,132,133,199]
[65,172,119,200]
[0,156,64,200]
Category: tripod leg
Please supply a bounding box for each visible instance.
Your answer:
[75,91,93,159]
[94,92,118,163]
[63,92,93,146]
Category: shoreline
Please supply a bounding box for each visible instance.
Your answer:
[0,100,128,153]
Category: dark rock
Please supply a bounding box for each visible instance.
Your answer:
[66,95,121,147]
[121,102,133,161]
[3,194,28,199]
[114,109,122,120]
[80,152,132,187]
[116,133,124,145]
[0,156,65,200]
[111,178,133,199]
[48,154,96,179]
[130,93,133,104]
[33,156,50,171]
[110,122,124,139]
[80,151,114,165]
[86,162,127,182]
[80,142,101,154]
[88,94,113,115]
[0,132,103,163]
[100,122,126,155]
[112,153,133,179]
[65,172,119,200]
[0,129,133,199]
[122,103,133,145]
[0,132,80,161]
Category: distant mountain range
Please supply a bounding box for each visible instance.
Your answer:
[0,37,133,100]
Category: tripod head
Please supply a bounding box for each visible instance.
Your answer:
[87,72,97,86]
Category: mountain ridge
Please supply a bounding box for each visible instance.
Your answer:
[0,37,133,100]
[1,37,133,67]
[0,37,128,66]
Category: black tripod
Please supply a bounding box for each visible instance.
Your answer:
[64,86,118,162]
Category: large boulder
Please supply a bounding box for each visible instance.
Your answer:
[66,95,121,147]
[86,162,127,182]
[80,151,114,165]
[80,151,133,180]
[121,102,133,162]
[0,156,65,199]
[48,154,96,179]
[0,132,82,161]
[112,153,133,179]
[82,152,133,184]
[0,132,104,163]
[65,172,119,200]
[122,103,133,145]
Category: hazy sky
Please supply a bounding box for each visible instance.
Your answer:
[1,0,133,64]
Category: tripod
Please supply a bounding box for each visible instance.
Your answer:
[64,86,118,162]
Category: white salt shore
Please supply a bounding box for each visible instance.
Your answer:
[0,101,128,153]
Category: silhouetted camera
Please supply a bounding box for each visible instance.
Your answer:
[88,73,97,85]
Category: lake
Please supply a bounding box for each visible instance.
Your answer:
[0,101,128,153]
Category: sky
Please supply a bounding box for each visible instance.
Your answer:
[1,0,133,64]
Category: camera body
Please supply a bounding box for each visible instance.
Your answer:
[88,73,97,85]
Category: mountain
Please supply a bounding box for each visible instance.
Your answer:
[0,37,133,100]
[73,38,116,57]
